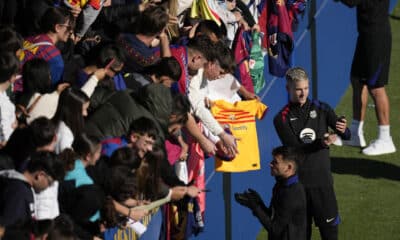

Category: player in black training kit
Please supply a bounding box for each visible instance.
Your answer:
[273,67,350,240]
[235,146,307,240]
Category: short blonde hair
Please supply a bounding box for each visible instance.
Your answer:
[285,67,309,85]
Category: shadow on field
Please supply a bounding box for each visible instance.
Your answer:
[331,157,400,181]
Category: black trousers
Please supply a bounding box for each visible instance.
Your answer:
[305,186,339,240]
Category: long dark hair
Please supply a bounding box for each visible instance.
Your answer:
[52,87,89,137]
[109,147,141,169]
[109,146,161,201]
[18,58,52,107]
[135,145,162,201]
[102,166,137,228]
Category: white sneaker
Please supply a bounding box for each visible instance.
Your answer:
[342,133,366,147]
[362,138,396,156]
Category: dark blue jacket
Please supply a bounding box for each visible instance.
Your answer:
[252,175,307,240]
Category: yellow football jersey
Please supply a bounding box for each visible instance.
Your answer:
[211,100,268,172]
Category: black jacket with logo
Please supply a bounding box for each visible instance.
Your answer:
[273,99,350,187]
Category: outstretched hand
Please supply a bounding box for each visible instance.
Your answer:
[234,188,264,210]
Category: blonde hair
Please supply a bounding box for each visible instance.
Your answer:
[285,67,309,85]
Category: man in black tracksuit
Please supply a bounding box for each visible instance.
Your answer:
[273,67,350,240]
[235,146,307,240]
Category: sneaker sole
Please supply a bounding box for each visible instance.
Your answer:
[362,148,396,156]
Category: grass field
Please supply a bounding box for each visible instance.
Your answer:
[258,3,400,239]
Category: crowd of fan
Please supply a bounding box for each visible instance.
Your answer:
[0,0,262,239]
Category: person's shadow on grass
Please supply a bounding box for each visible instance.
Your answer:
[331,157,400,181]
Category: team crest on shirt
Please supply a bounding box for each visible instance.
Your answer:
[229,114,236,120]
[299,128,316,143]
[310,110,317,119]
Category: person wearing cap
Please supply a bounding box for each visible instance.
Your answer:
[273,67,350,240]
[235,146,306,240]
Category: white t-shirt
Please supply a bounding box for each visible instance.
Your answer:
[55,121,74,154]
[34,181,60,220]
[188,68,224,136]
[0,92,16,141]
[206,74,242,103]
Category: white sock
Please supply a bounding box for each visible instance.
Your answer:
[351,120,364,135]
[378,125,391,141]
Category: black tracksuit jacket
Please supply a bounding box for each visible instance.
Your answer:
[273,99,350,187]
[252,175,307,240]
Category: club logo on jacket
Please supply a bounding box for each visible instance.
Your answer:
[310,110,317,119]
[300,128,316,143]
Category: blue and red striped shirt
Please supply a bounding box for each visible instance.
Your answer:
[20,34,64,88]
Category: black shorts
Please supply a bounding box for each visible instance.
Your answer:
[351,30,392,89]
[305,186,339,227]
